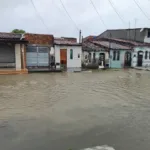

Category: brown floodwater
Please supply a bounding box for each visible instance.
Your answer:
[0,69,150,150]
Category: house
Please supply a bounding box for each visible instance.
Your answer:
[0,32,28,75]
[105,38,150,68]
[54,37,82,72]
[98,28,150,43]
[82,40,109,69]
[25,33,54,71]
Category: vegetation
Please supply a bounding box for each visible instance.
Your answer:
[11,29,26,34]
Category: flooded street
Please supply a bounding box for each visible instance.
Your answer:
[0,70,150,150]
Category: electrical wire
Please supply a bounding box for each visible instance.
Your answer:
[108,0,125,24]
[89,0,107,29]
[133,0,150,20]
[59,0,79,31]
[30,0,50,31]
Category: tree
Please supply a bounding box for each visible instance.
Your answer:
[11,29,26,34]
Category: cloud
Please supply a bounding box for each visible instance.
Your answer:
[0,0,150,37]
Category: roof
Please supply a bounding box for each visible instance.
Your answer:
[0,32,22,39]
[82,41,106,51]
[54,37,81,46]
[101,38,150,47]
[92,40,131,50]
[0,32,28,43]
[98,28,150,42]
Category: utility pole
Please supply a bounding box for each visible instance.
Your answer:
[79,30,82,43]
[134,18,137,41]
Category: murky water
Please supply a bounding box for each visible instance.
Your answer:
[0,70,150,150]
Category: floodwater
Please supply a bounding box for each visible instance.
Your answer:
[0,70,150,150]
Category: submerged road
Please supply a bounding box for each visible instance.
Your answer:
[0,70,150,150]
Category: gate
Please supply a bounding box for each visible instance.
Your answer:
[26,46,49,68]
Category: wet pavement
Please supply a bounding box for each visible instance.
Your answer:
[0,69,150,150]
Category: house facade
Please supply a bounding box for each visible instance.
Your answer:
[0,33,28,75]
[82,39,109,69]
[132,46,150,67]
[54,38,82,72]
[109,49,132,68]
[25,33,54,71]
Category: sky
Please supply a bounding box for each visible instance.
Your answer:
[0,0,150,38]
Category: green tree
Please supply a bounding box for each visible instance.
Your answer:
[11,29,26,34]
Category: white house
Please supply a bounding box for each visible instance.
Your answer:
[54,39,82,72]
[132,46,150,67]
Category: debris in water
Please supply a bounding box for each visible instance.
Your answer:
[82,145,115,150]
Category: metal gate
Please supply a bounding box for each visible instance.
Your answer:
[0,43,15,68]
[26,46,49,67]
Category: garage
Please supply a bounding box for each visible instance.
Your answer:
[0,43,15,68]
[26,46,50,68]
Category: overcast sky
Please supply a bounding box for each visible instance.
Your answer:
[0,0,150,38]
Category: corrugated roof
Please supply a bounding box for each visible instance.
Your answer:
[54,37,81,46]
[0,32,22,39]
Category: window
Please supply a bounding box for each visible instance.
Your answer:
[70,49,73,59]
[113,51,120,61]
[148,30,150,38]
[145,51,148,59]
[113,51,116,60]
[117,51,120,60]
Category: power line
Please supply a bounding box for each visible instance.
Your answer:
[108,0,125,24]
[59,0,79,31]
[89,0,107,29]
[133,0,150,20]
[30,0,50,31]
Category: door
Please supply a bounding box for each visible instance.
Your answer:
[137,51,143,67]
[0,43,15,68]
[26,46,49,68]
[99,53,105,66]
[60,49,67,68]
[124,51,132,67]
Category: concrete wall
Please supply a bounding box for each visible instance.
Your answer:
[132,47,150,67]
[15,44,21,70]
[55,45,82,71]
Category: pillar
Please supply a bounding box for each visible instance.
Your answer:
[15,44,21,70]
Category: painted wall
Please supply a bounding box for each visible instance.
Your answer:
[132,47,150,67]
[15,44,21,70]
[109,50,132,68]
[55,45,82,71]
